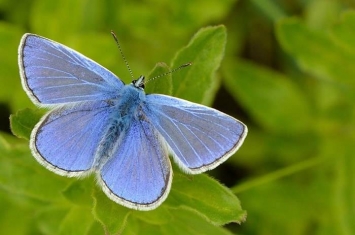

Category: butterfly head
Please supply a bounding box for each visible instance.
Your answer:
[132,75,145,90]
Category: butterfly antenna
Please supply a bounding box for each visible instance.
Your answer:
[111,30,134,79]
[145,62,192,84]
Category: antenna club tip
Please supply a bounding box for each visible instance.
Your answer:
[184,62,192,66]
[111,30,118,40]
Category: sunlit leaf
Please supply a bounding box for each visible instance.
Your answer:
[92,187,131,235]
[10,108,43,140]
[146,62,172,95]
[171,25,226,105]
[166,171,246,225]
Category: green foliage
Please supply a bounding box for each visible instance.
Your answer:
[277,17,355,86]
[223,59,311,133]
[171,25,226,105]
[2,0,355,234]
[10,108,43,140]
[0,132,244,234]
[146,62,172,95]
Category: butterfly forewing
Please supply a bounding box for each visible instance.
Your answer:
[144,94,247,174]
[19,34,124,105]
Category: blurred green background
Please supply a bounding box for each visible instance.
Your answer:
[1,0,355,234]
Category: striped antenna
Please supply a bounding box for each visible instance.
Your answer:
[145,62,192,84]
[111,30,134,80]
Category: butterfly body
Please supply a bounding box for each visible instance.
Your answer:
[18,33,247,210]
[95,79,146,169]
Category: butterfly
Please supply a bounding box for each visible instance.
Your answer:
[18,33,247,210]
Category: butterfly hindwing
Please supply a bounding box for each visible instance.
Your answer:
[144,94,247,174]
[31,101,114,176]
[99,117,172,210]
[19,34,124,105]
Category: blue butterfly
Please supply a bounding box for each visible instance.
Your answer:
[18,33,247,210]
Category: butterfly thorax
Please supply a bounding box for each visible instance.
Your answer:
[94,81,146,168]
[113,83,145,117]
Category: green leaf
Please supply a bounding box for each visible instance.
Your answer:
[87,221,106,235]
[58,206,95,235]
[120,216,141,235]
[36,206,71,235]
[0,134,70,202]
[122,208,234,235]
[0,193,33,235]
[160,208,233,235]
[171,25,226,105]
[132,206,173,225]
[62,178,95,206]
[10,108,44,140]
[145,62,172,95]
[166,171,246,225]
[92,187,131,235]
[222,59,311,133]
[276,17,355,87]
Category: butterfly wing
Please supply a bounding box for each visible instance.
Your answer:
[18,34,124,105]
[144,94,247,174]
[31,101,114,176]
[98,117,172,210]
